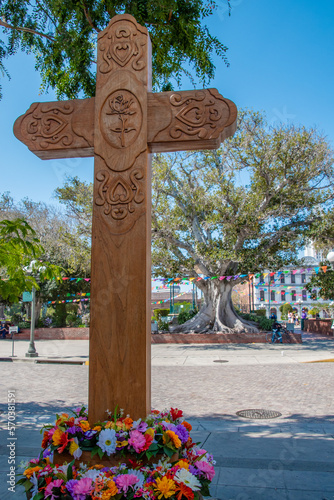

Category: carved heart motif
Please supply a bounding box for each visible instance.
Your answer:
[112,41,135,67]
[175,102,207,129]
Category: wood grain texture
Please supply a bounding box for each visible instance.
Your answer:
[13,98,94,159]
[88,14,152,424]
[147,89,237,153]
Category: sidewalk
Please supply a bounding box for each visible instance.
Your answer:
[0,332,333,499]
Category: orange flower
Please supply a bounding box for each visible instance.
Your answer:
[105,421,116,430]
[123,417,133,430]
[52,429,65,446]
[23,466,41,479]
[41,430,50,448]
[163,430,182,449]
[175,483,194,500]
[106,479,118,495]
[56,413,69,426]
[176,459,190,470]
[79,420,90,432]
[93,425,102,432]
[181,421,192,432]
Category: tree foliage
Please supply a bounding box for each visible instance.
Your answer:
[152,110,334,281]
[306,266,334,301]
[0,218,57,302]
[0,0,230,99]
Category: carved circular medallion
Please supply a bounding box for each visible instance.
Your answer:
[100,90,142,149]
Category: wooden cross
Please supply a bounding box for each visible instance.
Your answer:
[14,14,237,424]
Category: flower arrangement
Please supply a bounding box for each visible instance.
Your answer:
[18,407,216,500]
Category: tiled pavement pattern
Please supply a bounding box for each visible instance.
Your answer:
[0,333,333,499]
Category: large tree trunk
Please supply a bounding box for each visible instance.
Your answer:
[170,280,258,333]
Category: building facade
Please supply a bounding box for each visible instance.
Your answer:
[253,251,328,320]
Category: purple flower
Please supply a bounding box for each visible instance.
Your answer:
[67,426,81,435]
[132,419,148,432]
[175,424,189,444]
[84,430,97,439]
[189,465,200,476]
[66,477,93,500]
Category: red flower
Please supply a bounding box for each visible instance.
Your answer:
[57,432,72,453]
[142,433,153,451]
[170,408,183,421]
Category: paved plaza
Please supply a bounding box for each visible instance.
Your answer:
[0,333,333,499]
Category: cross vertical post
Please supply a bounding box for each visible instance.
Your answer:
[89,15,152,423]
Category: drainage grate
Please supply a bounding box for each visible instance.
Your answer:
[213,360,229,363]
[236,409,282,419]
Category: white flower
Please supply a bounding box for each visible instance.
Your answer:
[97,428,117,456]
[174,468,202,491]
[127,469,145,489]
[30,473,39,497]
[81,469,104,480]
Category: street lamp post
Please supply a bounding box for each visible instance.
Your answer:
[297,298,302,322]
[25,286,38,357]
[24,260,40,358]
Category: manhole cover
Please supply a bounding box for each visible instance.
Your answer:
[236,409,282,419]
[213,360,229,363]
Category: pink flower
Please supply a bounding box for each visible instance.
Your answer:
[70,477,93,500]
[195,460,215,481]
[115,474,139,493]
[128,429,147,453]
[45,479,63,499]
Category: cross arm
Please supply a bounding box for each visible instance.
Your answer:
[147,88,237,153]
[14,89,236,159]
[13,98,95,159]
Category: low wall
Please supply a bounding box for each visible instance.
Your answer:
[16,328,302,344]
[151,332,302,344]
[303,319,333,337]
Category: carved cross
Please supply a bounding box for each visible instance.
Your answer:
[14,14,237,424]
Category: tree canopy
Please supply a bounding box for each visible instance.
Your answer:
[0,218,57,302]
[0,0,230,99]
[151,109,334,331]
[306,267,334,302]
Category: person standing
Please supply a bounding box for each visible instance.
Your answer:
[301,309,307,331]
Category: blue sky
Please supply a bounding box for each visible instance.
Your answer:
[0,0,333,207]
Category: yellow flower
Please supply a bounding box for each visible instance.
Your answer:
[69,440,79,456]
[79,420,90,432]
[163,430,181,449]
[93,425,102,432]
[176,460,189,470]
[154,476,176,499]
[52,428,64,446]
[105,421,116,430]
[107,479,118,495]
[145,428,155,438]
[116,440,128,447]
[23,466,41,479]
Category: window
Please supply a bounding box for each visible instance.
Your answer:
[301,274,306,283]
[291,290,296,301]
[280,274,285,284]
[291,273,295,284]
[281,291,286,301]
[270,274,275,283]
[302,289,307,301]
[312,289,317,300]
[271,291,275,301]
[260,290,265,301]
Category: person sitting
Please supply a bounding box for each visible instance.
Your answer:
[0,322,8,339]
[272,321,283,343]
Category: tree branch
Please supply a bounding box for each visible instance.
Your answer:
[0,18,55,42]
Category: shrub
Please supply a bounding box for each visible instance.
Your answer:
[153,308,169,322]
[81,313,90,326]
[178,309,197,324]
[252,309,266,317]
[18,321,30,330]
[157,319,169,331]
[240,312,274,332]
[11,312,23,325]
